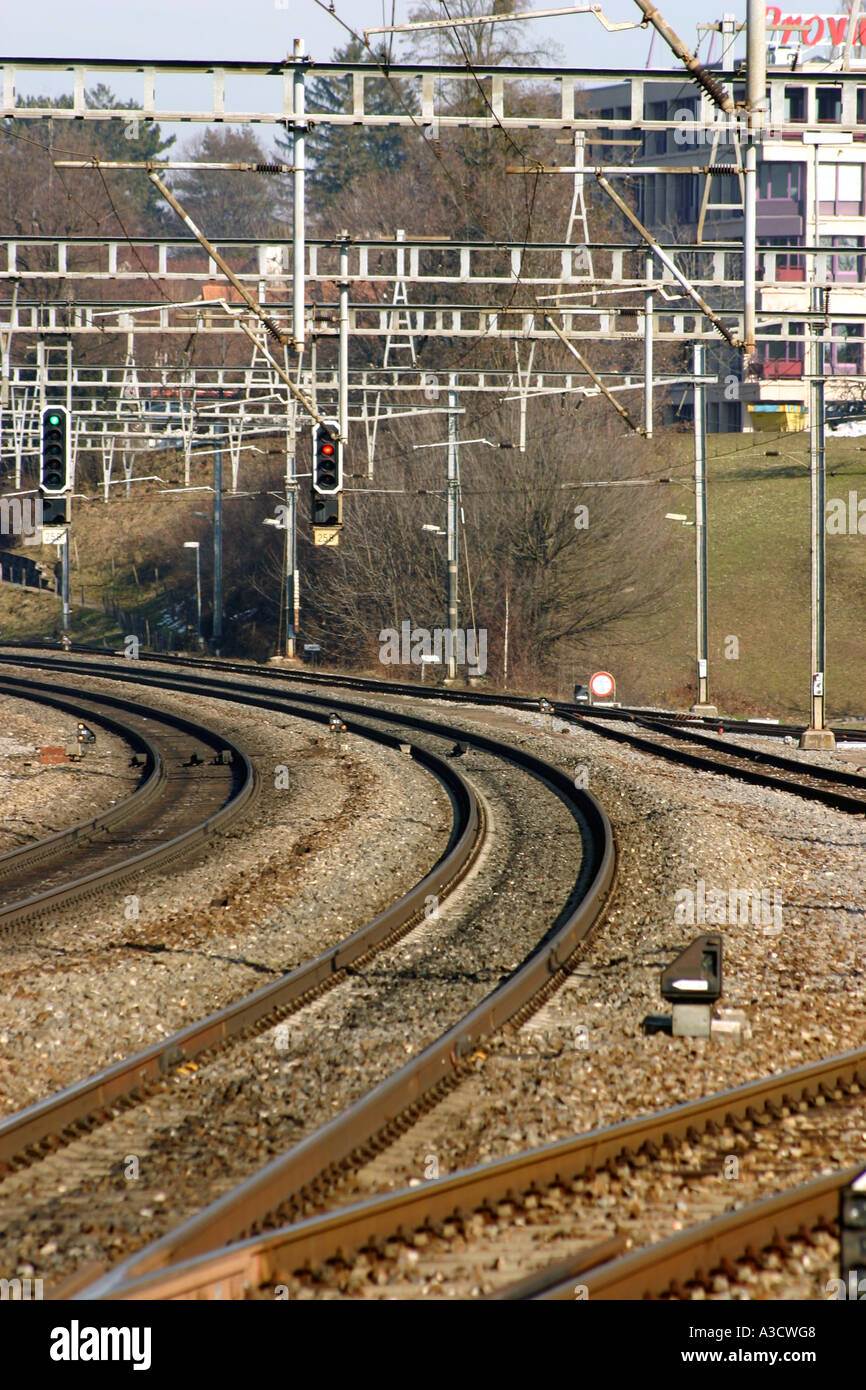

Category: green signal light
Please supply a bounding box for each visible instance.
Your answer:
[47,413,61,425]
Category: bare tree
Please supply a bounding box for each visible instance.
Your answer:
[403,1,560,67]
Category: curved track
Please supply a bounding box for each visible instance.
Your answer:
[0,654,615,1301]
[8,650,855,1302]
[2,651,864,822]
[91,1045,866,1301]
[2,642,864,743]
[0,672,255,934]
[0,717,482,1174]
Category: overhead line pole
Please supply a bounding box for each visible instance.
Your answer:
[842,0,863,69]
[743,0,766,357]
[60,532,70,632]
[292,38,307,353]
[213,417,223,651]
[446,374,460,682]
[691,342,716,716]
[644,254,654,438]
[801,295,834,749]
[339,233,349,442]
[285,397,299,659]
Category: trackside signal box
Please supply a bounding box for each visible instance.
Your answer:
[312,420,343,544]
[660,933,723,1039]
[660,933,723,1005]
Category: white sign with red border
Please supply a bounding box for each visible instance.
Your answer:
[589,670,616,701]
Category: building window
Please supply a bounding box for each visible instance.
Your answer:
[825,324,864,375]
[818,163,863,215]
[785,86,807,123]
[757,162,804,200]
[758,323,805,377]
[816,86,842,123]
[707,401,741,433]
[647,100,668,155]
[818,235,866,281]
[858,89,866,125]
[674,174,699,221]
[765,249,806,282]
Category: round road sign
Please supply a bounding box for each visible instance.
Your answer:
[589,670,615,700]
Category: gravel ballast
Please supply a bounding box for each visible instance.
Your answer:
[0,689,590,1289]
[0,673,454,1114]
[2,667,863,1300]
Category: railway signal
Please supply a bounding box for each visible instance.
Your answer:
[312,421,342,496]
[40,406,71,526]
[311,420,343,542]
[660,933,723,1039]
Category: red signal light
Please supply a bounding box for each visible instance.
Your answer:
[312,420,342,502]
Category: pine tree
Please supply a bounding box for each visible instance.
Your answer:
[171,127,287,239]
[0,87,174,235]
[276,40,418,216]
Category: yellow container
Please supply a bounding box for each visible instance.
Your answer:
[746,403,807,432]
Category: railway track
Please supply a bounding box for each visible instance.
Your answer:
[81,1045,866,1301]
[0,655,614,1300]
[1,653,857,1303]
[0,672,255,934]
[516,1168,852,1300]
[0,708,482,1175]
[575,712,866,816]
[3,641,864,745]
[3,652,864,825]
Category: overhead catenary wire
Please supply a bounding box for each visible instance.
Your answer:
[313,0,548,371]
[5,21,719,440]
[0,25,788,473]
[314,1,672,438]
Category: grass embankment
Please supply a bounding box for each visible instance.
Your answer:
[562,427,866,720]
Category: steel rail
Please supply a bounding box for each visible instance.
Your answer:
[0,679,162,881]
[2,644,865,744]
[577,713,866,816]
[4,651,865,817]
[0,672,256,933]
[8,659,615,1297]
[82,1043,866,1301]
[635,711,866,790]
[0,715,481,1175]
[532,1167,852,1300]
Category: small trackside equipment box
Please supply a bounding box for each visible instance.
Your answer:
[660,933,723,1006]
